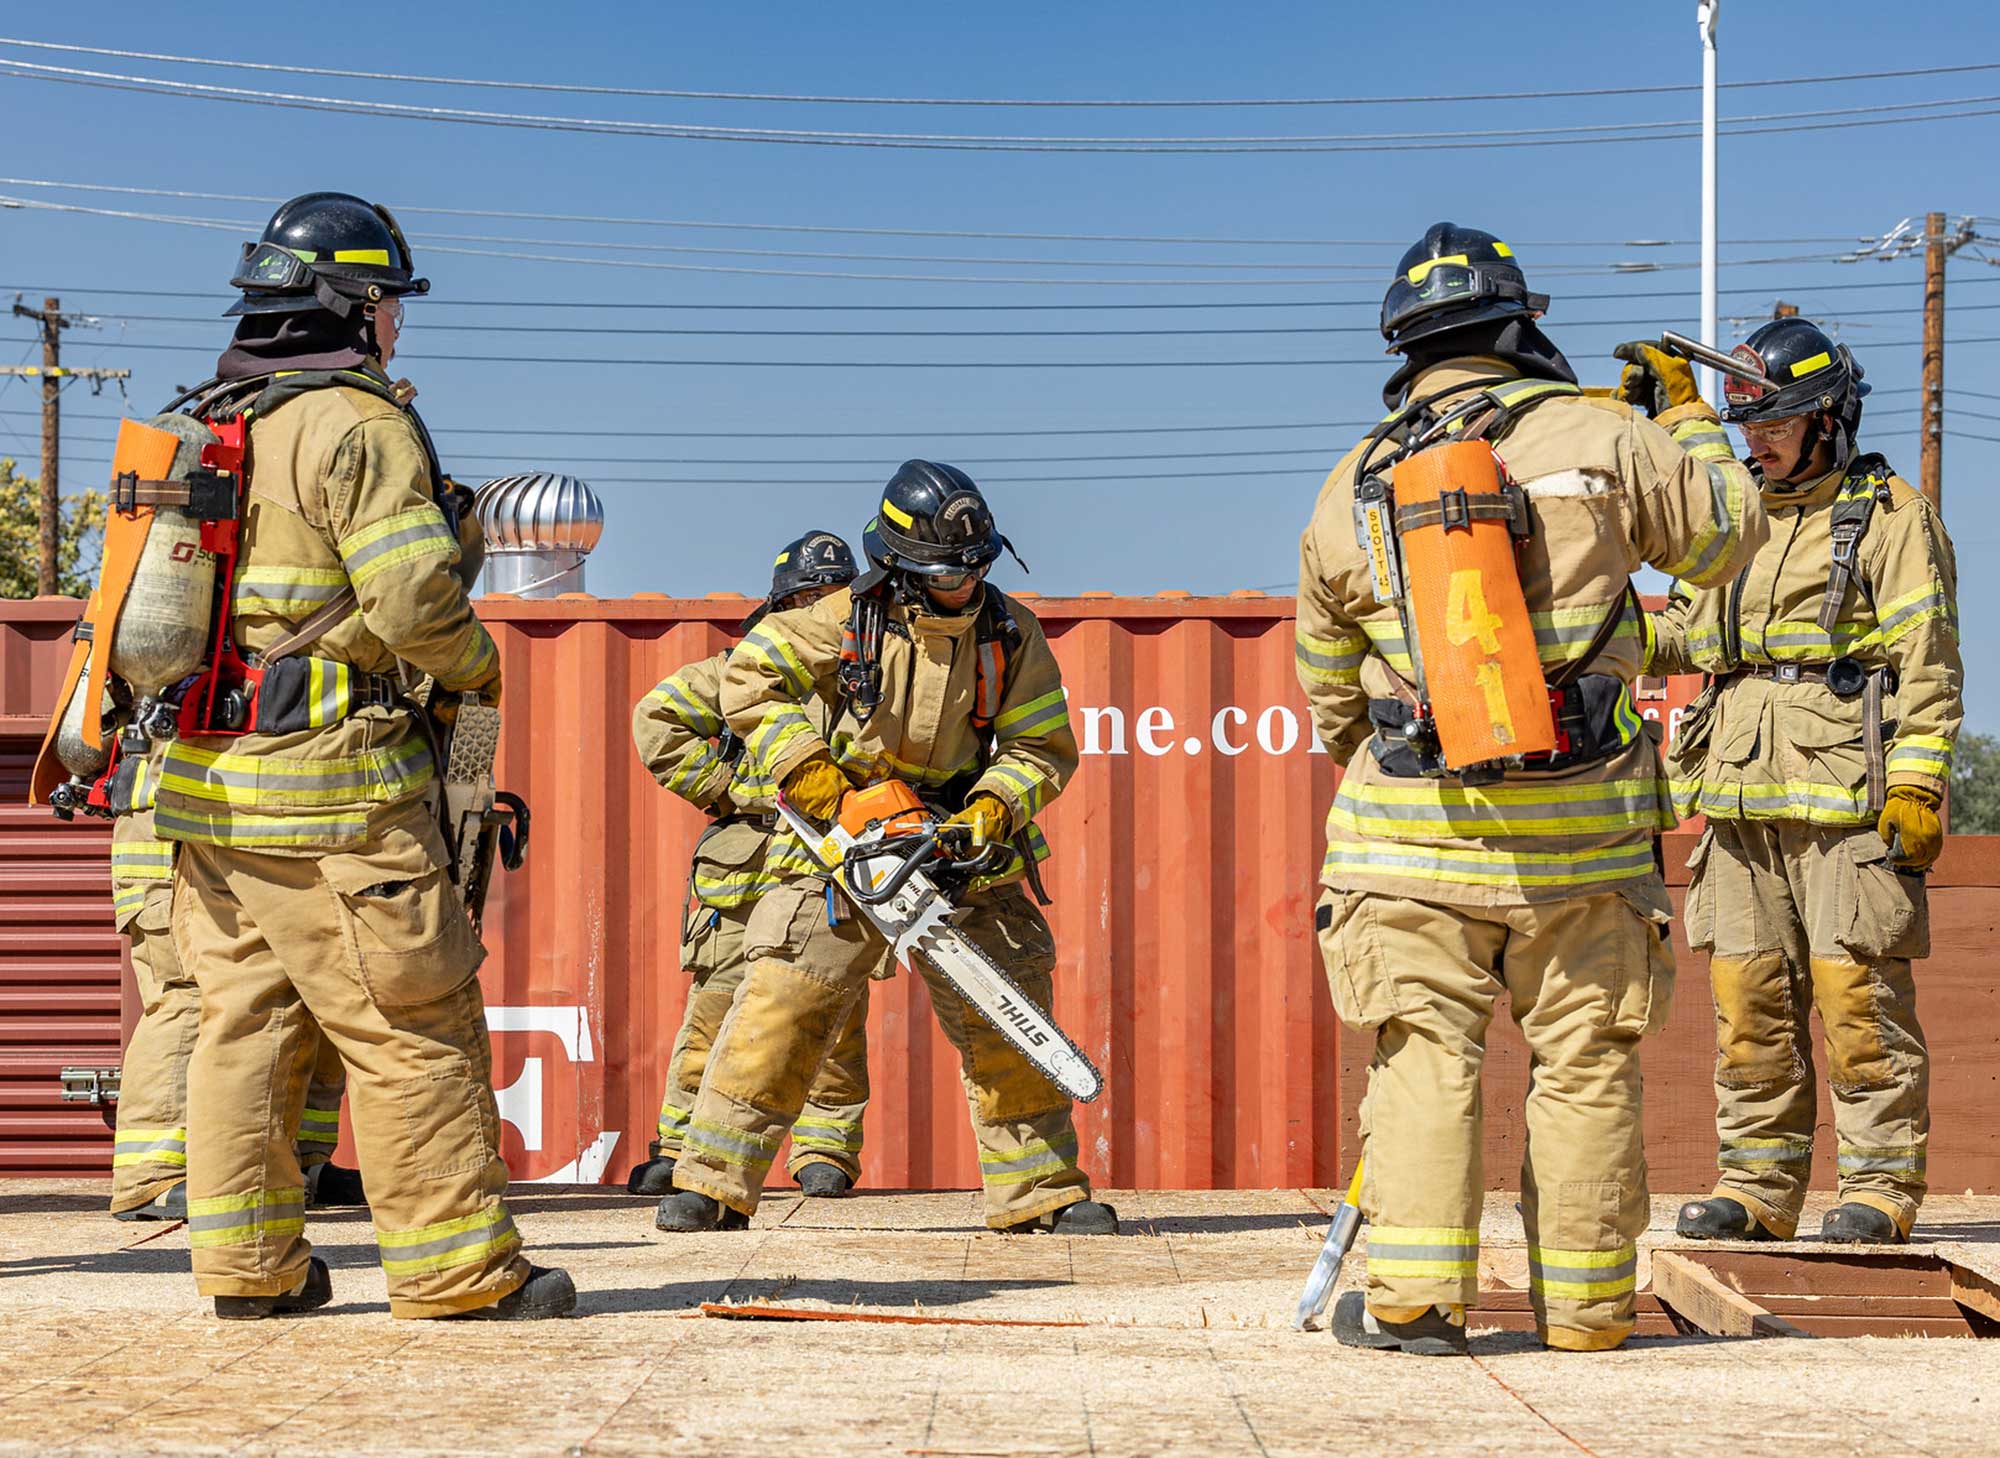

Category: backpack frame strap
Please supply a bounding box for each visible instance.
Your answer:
[1818,453,1894,633]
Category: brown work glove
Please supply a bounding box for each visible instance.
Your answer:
[782,754,851,822]
[944,793,1013,853]
[1878,785,1944,871]
[1612,341,1703,419]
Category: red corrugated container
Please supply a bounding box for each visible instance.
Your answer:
[25,595,2000,1202]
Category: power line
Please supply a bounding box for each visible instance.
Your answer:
[11,272,1987,314]
[7,56,2000,153]
[3,38,1994,109]
[0,194,1858,284]
[0,177,1869,249]
[71,297,2000,340]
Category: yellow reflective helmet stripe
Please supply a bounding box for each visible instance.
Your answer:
[1790,350,1832,377]
[881,497,916,529]
[332,248,392,265]
[1408,253,1472,284]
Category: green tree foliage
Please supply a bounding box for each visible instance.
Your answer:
[1949,732,2000,835]
[0,457,104,598]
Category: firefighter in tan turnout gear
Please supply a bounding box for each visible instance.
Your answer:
[1297,224,1768,1355]
[654,462,1117,1235]
[109,773,364,1222]
[1647,319,1960,1247]
[151,193,571,1318]
[625,531,884,1204]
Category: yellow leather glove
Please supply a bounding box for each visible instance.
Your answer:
[944,793,1012,852]
[1878,785,1944,871]
[1612,341,1703,419]
[782,755,851,822]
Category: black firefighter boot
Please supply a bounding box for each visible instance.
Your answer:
[304,1161,367,1209]
[1820,1202,1907,1245]
[113,1181,188,1223]
[626,1145,678,1196]
[1332,1291,1469,1357]
[654,1190,751,1232]
[1675,1196,1780,1241]
[795,1162,854,1198]
[213,1257,334,1321]
[449,1265,578,1320]
[1006,1199,1121,1235]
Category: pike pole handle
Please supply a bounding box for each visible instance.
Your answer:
[1658,329,1772,388]
[1293,1157,1366,1330]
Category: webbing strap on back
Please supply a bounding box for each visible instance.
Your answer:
[1818,453,1894,633]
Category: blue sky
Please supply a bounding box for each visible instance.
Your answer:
[4,3,1997,723]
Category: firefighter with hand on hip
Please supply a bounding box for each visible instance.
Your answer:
[1644,320,1961,1246]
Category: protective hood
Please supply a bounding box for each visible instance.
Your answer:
[1383,316,1577,409]
[215,308,375,382]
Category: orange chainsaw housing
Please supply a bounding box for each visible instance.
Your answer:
[1393,439,1555,767]
[838,779,930,838]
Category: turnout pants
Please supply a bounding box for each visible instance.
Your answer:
[1318,885,1675,1352]
[655,901,876,1182]
[1685,820,1930,1237]
[674,880,1091,1227]
[111,892,350,1214]
[174,812,529,1317]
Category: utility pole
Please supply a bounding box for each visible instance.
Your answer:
[1921,211,1947,511]
[5,296,129,595]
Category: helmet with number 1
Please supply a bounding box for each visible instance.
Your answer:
[863,460,1012,581]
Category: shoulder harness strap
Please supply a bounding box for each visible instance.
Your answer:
[1818,452,1895,633]
[971,590,1023,734]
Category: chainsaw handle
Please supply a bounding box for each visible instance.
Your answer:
[842,831,941,906]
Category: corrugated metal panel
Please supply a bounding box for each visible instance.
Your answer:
[9,596,1996,1197]
[0,738,121,1176]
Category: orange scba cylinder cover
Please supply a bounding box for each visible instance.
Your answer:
[1392,440,1554,767]
[838,779,932,838]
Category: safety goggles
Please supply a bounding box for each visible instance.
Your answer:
[925,562,990,592]
[373,296,406,329]
[1734,415,1805,441]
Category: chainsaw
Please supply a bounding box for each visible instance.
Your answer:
[774,780,1102,1104]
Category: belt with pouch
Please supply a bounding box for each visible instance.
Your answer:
[1726,657,1897,813]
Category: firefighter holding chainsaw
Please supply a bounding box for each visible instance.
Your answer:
[53,193,571,1319]
[625,531,885,1204]
[1296,223,1768,1355]
[654,462,1117,1235]
[1642,320,1960,1247]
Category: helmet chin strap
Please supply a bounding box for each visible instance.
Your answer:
[1773,412,1840,487]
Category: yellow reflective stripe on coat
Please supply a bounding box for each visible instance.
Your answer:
[646,673,723,736]
[980,762,1052,820]
[154,804,376,849]
[377,1203,521,1276]
[830,735,980,789]
[1674,776,1872,826]
[110,839,176,883]
[441,625,499,689]
[186,1187,306,1247]
[746,704,818,769]
[694,864,786,908]
[1294,626,1368,686]
[1660,426,1752,588]
[1528,1243,1638,1301]
[1329,776,1671,840]
[994,687,1069,741]
[1365,1225,1479,1280]
[1322,837,1658,889]
[158,737,433,808]
[740,624,813,698]
[112,1127,188,1168]
[337,504,458,589]
[1887,735,1953,778]
[233,564,349,617]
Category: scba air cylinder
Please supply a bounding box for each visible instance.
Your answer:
[53,649,110,778]
[105,414,220,696]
